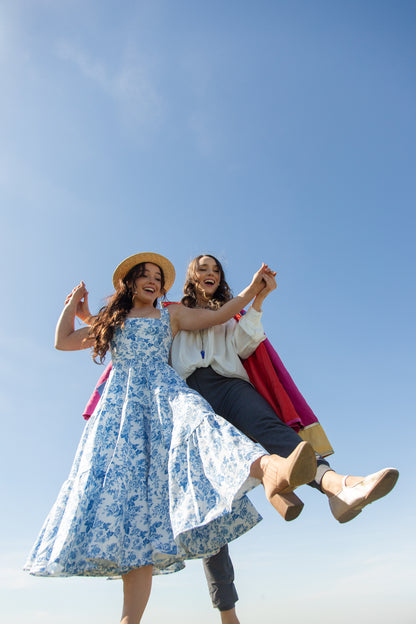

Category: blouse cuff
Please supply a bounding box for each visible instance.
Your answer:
[234,307,265,358]
[241,306,263,325]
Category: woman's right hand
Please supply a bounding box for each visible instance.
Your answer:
[65,282,92,324]
[55,282,94,351]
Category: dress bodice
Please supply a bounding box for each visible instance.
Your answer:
[110,308,172,367]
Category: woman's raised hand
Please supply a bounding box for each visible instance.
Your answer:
[55,281,94,351]
[251,267,277,311]
[261,269,277,294]
[249,263,272,294]
[65,282,92,324]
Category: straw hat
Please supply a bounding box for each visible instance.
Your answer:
[112,252,176,292]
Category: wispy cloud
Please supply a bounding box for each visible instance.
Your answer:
[57,40,108,87]
[56,40,164,130]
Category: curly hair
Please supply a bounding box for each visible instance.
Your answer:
[89,262,165,363]
[181,254,232,309]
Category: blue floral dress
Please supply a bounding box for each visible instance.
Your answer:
[25,308,264,577]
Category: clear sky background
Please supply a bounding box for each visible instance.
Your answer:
[1,1,415,622]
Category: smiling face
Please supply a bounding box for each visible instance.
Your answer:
[132,262,164,306]
[194,255,222,302]
[181,254,232,309]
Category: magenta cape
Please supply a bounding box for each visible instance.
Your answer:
[241,337,333,456]
[82,365,111,421]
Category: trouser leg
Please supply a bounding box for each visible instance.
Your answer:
[202,545,238,611]
[187,367,332,491]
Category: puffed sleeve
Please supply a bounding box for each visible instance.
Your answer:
[232,307,266,359]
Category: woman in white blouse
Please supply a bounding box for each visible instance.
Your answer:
[173,254,398,624]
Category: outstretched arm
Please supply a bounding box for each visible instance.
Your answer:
[55,281,94,351]
[168,263,270,336]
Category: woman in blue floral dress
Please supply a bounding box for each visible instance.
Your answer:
[24,252,317,623]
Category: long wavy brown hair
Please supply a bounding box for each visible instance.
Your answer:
[181,254,232,309]
[89,262,166,363]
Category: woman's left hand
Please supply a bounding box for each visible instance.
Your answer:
[260,269,277,294]
[251,269,277,311]
[249,263,273,295]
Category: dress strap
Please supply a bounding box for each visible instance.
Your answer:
[161,305,172,328]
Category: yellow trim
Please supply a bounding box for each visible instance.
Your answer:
[298,423,334,457]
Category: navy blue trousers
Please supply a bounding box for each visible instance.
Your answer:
[187,366,332,611]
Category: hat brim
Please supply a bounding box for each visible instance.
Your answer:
[112,252,176,292]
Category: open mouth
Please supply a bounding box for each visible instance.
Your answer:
[144,287,156,293]
[204,279,216,286]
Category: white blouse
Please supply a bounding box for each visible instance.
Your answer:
[171,306,266,382]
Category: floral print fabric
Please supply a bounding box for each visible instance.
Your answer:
[25,309,264,577]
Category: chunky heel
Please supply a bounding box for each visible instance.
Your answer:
[262,442,317,508]
[268,491,304,521]
[279,441,317,493]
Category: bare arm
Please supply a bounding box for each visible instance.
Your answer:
[55,281,95,351]
[168,264,269,337]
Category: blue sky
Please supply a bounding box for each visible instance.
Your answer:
[1,1,415,622]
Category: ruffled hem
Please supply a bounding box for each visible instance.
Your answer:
[24,419,263,578]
